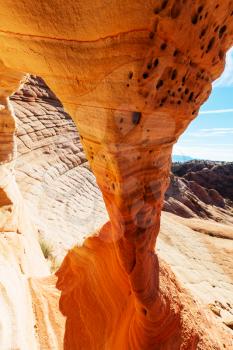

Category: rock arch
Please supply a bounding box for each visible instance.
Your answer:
[0,0,233,348]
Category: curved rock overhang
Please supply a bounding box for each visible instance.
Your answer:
[0,1,233,349]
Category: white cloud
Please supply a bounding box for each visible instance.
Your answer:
[200,108,233,114]
[214,47,233,87]
[173,144,233,161]
[188,128,233,137]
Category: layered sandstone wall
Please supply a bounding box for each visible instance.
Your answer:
[0,69,53,349]
[12,75,107,260]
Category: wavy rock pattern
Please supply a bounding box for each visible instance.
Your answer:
[0,0,233,349]
[11,75,107,259]
[57,224,233,349]
[8,73,233,344]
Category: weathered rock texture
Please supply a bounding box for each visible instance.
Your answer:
[0,0,233,349]
[173,160,233,202]
[164,165,233,221]
[0,150,52,349]
[9,75,233,343]
[12,75,107,260]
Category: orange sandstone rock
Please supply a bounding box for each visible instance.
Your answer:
[56,224,232,349]
[0,0,233,348]
[0,62,23,162]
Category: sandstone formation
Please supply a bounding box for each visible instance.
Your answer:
[0,76,232,348]
[164,166,233,221]
[0,0,233,349]
[11,75,233,339]
[173,160,233,202]
[0,144,51,349]
[159,212,233,329]
[12,75,107,260]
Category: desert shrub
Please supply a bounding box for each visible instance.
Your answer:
[39,239,53,260]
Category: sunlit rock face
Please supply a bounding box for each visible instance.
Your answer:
[0,0,233,349]
[11,75,107,260]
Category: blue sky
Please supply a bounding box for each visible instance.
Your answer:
[173,48,233,161]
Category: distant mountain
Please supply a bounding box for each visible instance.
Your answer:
[172,154,193,163]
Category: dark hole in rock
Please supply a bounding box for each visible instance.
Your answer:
[161,0,169,10]
[143,72,149,79]
[154,58,159,67]
[156,80,164,89]
[219,25,227,38]
[188,92,194,102]
[206,37,215,53]
[128,71,133,79]
[200,27,207,38]
[190,60,197,68]
[171,69,177,80]
[173,49,179,56]
[149,32,154,39]
[198,5,204,13]
[191,13,198,24]
[160,43,167,50]
[132,111,142,125]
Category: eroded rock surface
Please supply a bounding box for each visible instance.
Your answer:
[11,75,107,260]
[164,168,233,221]
[10,76,233,337]
[0,0,233,349]
[0,74,232,348]
[173,160,233,202]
